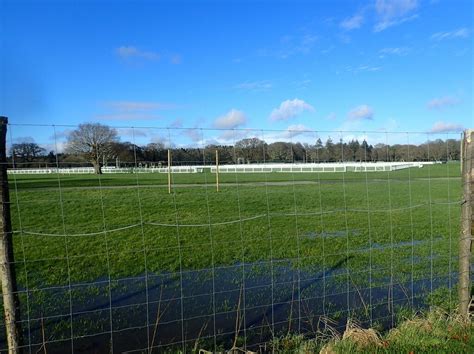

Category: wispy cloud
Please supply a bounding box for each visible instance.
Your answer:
[289,34,318,55]
[97,100,175,121]
[279,124,312,139]
[217,129,249,143]
[42,141,67,154]
[116,46,182,64]
[293,79,312,89]
[340,14,364,30]
[320,46,335,54]
[347,105,374,121]
[116,46,160,60]
[346,65,382,73]
[430,121,464,133]
[379,47,410,56]
[427,96,460,110]
[96,113,161,121]
[214,109,247,129]
[233,80,272,91]
[326,112,337,121]
[258,34,318,59]
[374,0,418,32]
[270,99,315,121]
[184,128,202,143]
[170,54,182,64]
[168,118,183,128]
[118,128,150,138]
[356,65,382,73]
[377,118,399,132]
[51,130,73,140]
[431,28,470,41]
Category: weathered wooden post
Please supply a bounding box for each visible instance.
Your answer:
[459,129,473,317]
[167,149,172,194]
[0,116,22,353]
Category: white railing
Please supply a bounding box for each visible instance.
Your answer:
[7,166,203,174]
[7,162,439,175]
[211,162,434,173]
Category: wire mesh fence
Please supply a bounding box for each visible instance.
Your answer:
[0,122,469,353]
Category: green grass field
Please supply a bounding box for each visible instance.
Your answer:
[8,163,460,288]
[1,162,464,351]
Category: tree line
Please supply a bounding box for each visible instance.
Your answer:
[9,123,461,173]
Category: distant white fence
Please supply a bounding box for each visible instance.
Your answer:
[7,166,203,175]
[7,162,439,175]
[211,162,438,173]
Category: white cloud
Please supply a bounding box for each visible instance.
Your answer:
[50,130,72,140]
[269,99,315,121]
[213,109,247,129]
[430,121,464,133]
[427,96,460,110]
[217,129,249,142]
[374,0,418,32]
[279,124,312,139]
[184,128,202,143]
[234,80,272,91]
[340,14,364,30]
[347,105,374,121]
[42,142,67,154]
[116,46,160,60]
[431,28,470,41]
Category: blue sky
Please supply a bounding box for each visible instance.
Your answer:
[1,0,472,147]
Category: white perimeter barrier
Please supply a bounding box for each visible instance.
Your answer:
[210,162,438,173]
[7,162,439,175]
[7,166,203,174]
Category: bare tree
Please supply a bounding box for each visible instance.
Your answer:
[66,123,118,174]
[235,137,266,163]
[144,142,166,163]
[10,138,45,163]
[267,142,292,162]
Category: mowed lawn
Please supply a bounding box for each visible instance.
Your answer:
[8,163,461,290]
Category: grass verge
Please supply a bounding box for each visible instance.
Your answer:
[269,308,473,353]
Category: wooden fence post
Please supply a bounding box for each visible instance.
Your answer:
[459,129,473,317]
[167,149,172,194]
[0,116,22,353]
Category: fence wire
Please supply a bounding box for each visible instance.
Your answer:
[0,124,466,353]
